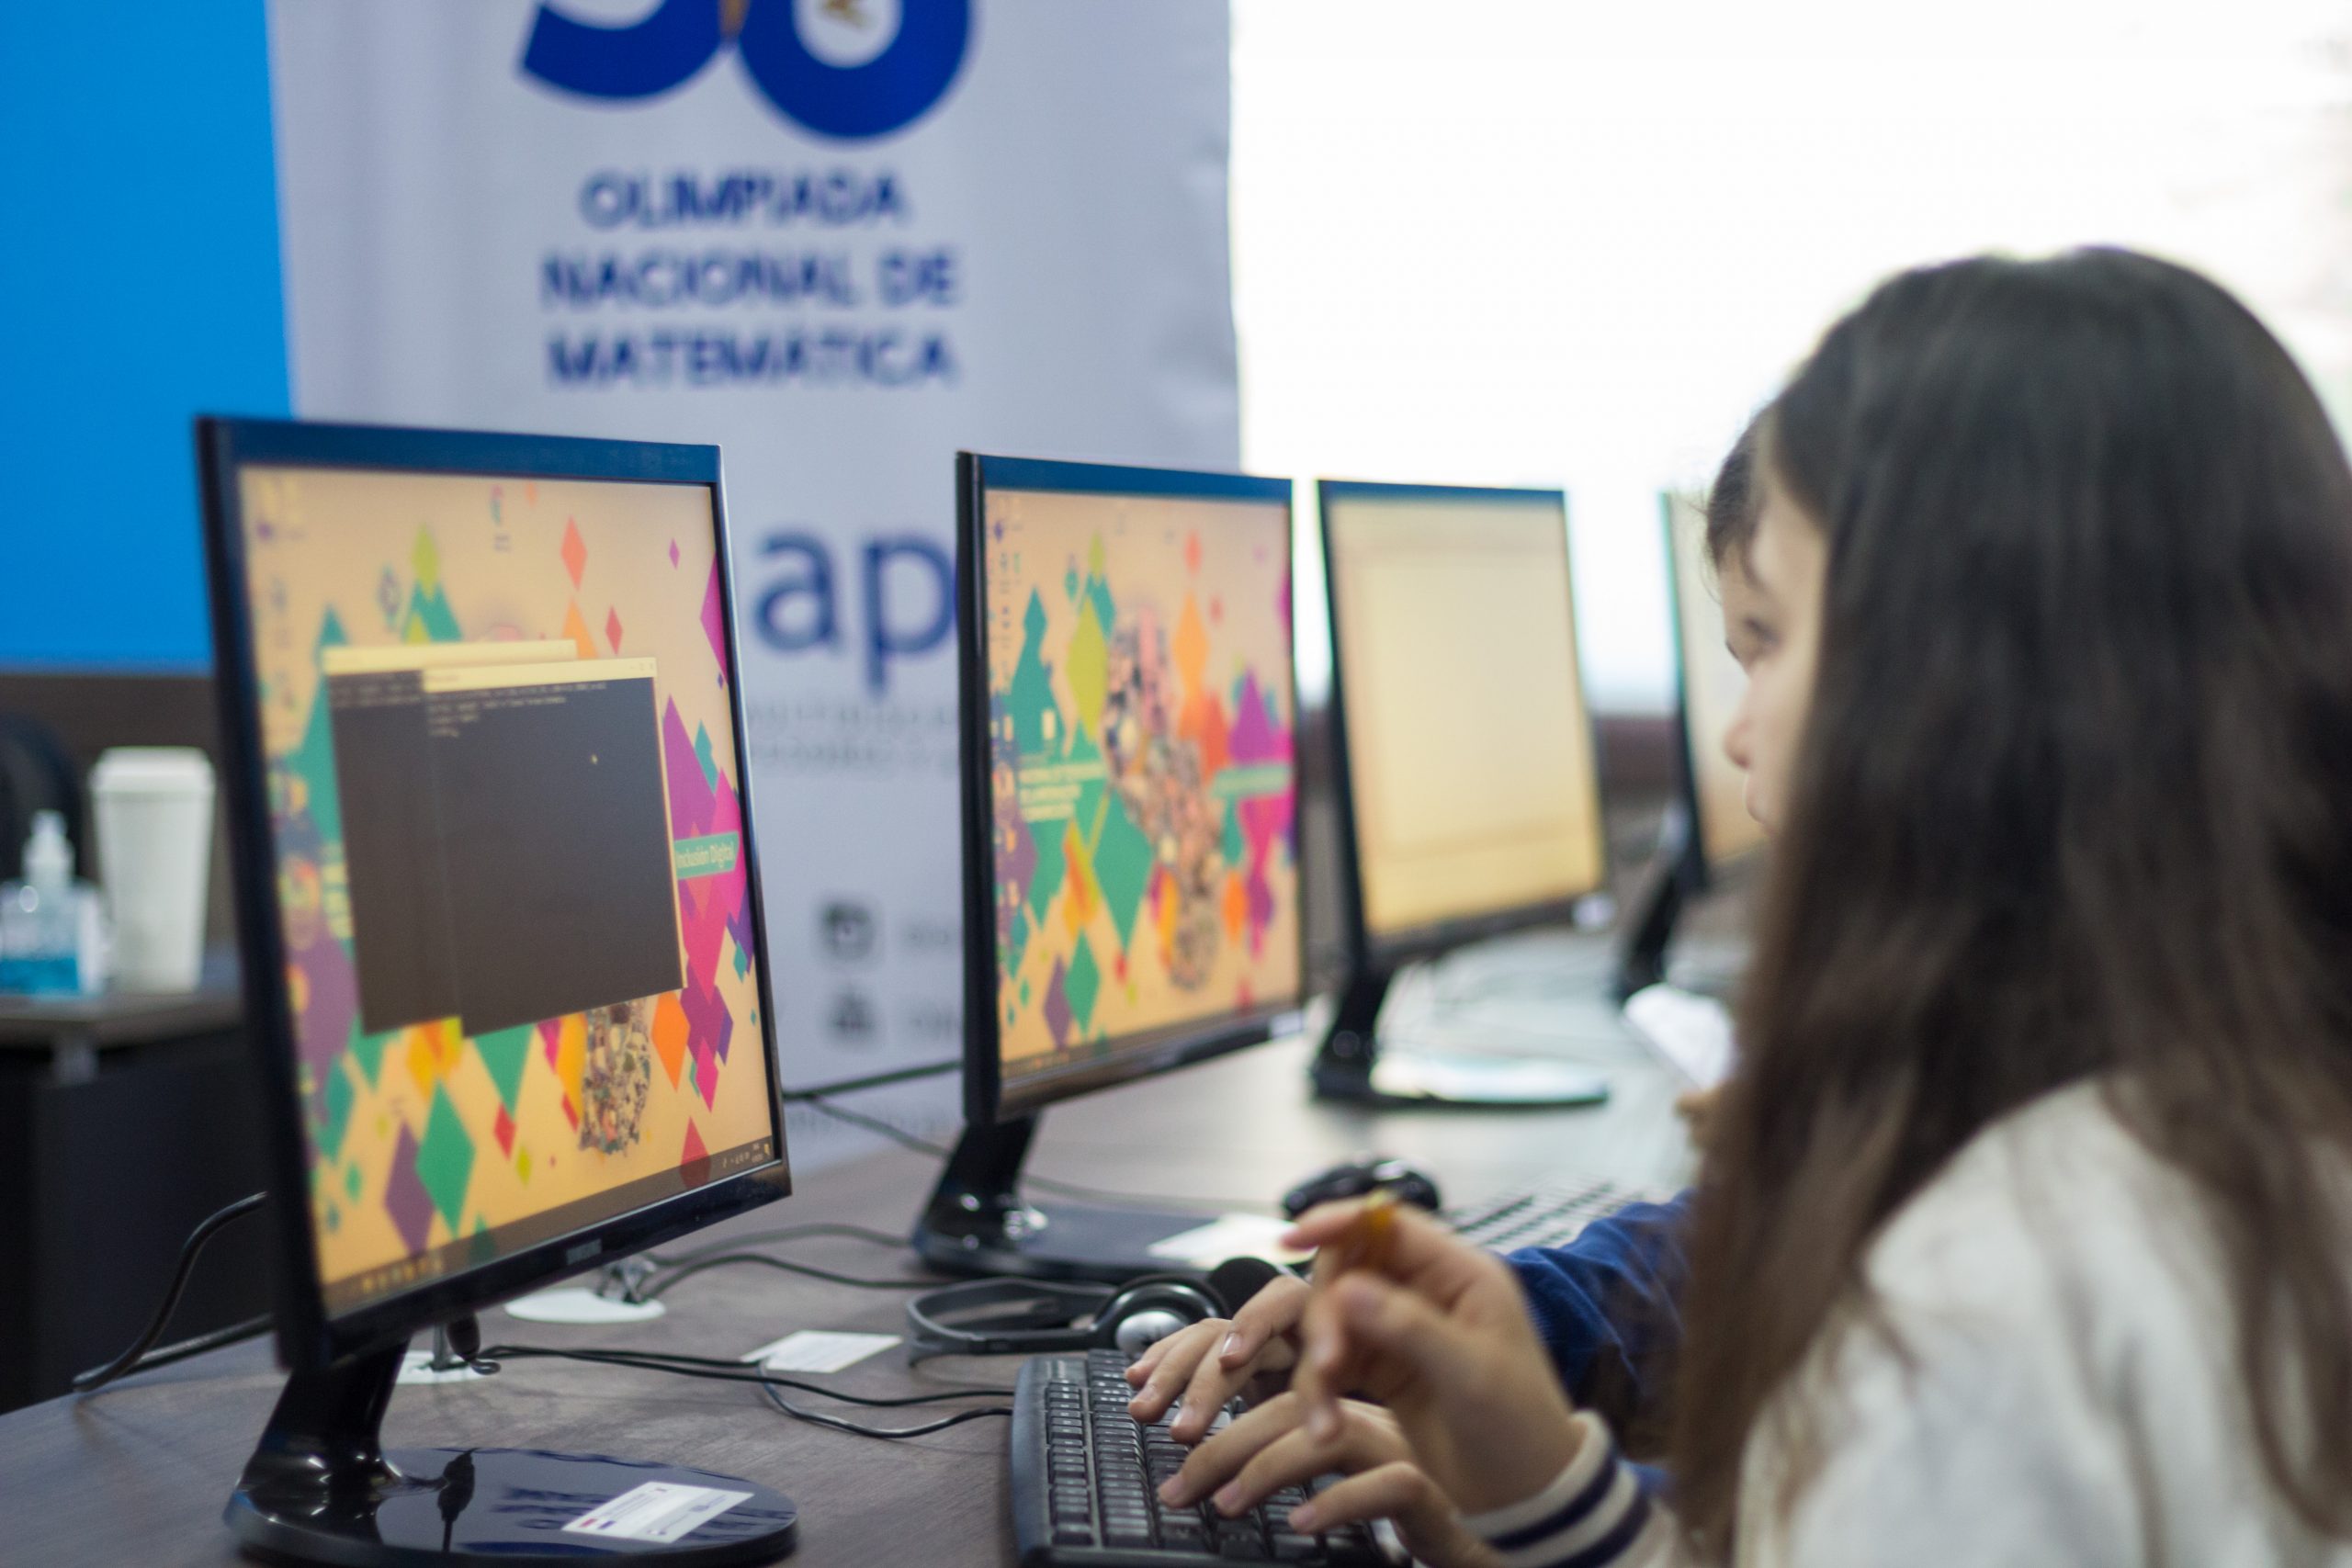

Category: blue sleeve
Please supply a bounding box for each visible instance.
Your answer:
[1503,1193,1691,1431]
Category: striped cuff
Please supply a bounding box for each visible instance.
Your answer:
[1459,1412,1653,1568]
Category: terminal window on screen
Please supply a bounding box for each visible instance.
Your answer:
[326,645,684,1038]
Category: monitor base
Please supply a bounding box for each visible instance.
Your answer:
[912,1119,1206,1284]
[1311,969,1611,1109]
[225,1341,797,1565]
[913,1198,1211,1284]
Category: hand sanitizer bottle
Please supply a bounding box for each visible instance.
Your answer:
[0,812,96,996]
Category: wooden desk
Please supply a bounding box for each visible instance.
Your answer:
[0,1013,1697,1566]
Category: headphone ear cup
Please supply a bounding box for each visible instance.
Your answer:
[1091,1278,1222,1357]
[1111,1308,1192,1359]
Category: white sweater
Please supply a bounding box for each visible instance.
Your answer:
[1466,1083,2352,1567]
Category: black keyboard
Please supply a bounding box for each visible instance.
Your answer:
[1010,1350,1389,1566]
[1444,1175,1679,1253]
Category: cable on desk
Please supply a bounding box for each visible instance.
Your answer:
[482,1342,1015,1439]
[625,1221,951,1298]
[639,1250,956,1298]
[799,1094,1283,1214]
[757,1376,1012,1438]
[798,1093,954,1156]
[648,1221,913,1258]
[780,1056,960,1101]
[74,1192,271,1394]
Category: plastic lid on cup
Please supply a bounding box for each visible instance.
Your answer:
[90,747,215,795]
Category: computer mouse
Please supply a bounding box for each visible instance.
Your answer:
[1280,1156,1442,1220]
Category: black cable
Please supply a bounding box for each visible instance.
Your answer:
[799,1095,1281,1214]
[798,1094,953,1156]
[482,1343,1012,1404]
[482,1342,1014,1439]
[639,1251,956,1298]
[758,1376,1012,1438]
[98,1314,274,1382]
[627,1222,944,1299]
[74,1192,269,1394]
[780,1056,960,1101]
[642,1221,912,1266]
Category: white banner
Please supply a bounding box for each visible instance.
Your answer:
[269,0,1239,1169]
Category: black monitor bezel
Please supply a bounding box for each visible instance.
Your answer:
[198,415,794,1371]
[1317,478,1611,976]
[956,452,1305,1126]
[1658,491,1764,890]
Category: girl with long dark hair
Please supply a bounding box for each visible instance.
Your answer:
[1199,249,2352,1562]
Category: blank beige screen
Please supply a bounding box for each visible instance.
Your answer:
[1325,488,1605,940]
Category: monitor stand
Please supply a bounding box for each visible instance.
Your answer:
[1613,807,1699,1002]
[912,1116,1209,1284]
[1309,968,1612,1108]
[225,1330,799,1565]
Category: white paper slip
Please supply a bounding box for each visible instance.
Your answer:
[564,1482,752,1544]
[741,1329,901,1373]
[1623,984,1737,1090]
[1147,1213,1310,1269]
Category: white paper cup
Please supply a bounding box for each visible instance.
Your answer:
[91,748,215,993]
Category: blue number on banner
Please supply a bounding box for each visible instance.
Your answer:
[737,1,970,141]
[522,0,972,141]
[520,0,721,100]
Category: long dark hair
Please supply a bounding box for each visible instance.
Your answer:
[1703,413,1764,570]
[1670,249,2352,1551]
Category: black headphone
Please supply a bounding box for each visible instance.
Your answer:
[905,1258,1288,1364]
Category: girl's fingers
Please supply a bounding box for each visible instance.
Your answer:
[1287,1460,1444,1537]
[1213,1409,1400,1518]
[1162,1392,1303,1506]
[1126,1319,1224,1421]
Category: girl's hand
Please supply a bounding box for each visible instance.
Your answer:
[1124,1272,1308,1443]
[1286,1201,1588,1515]
[1163,1393,1504,1568]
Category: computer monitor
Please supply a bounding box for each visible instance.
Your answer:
[1615,491,1767,997]
[198,418,798,1564]
[914,453,1304,1282]
[1666,491,1766,876]
[1308,480,1615,1107]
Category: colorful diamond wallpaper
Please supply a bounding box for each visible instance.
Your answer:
[981,485,1301,1086]
[236,465,777,1313]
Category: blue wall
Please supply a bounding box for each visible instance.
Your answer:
[0,1,288,670]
